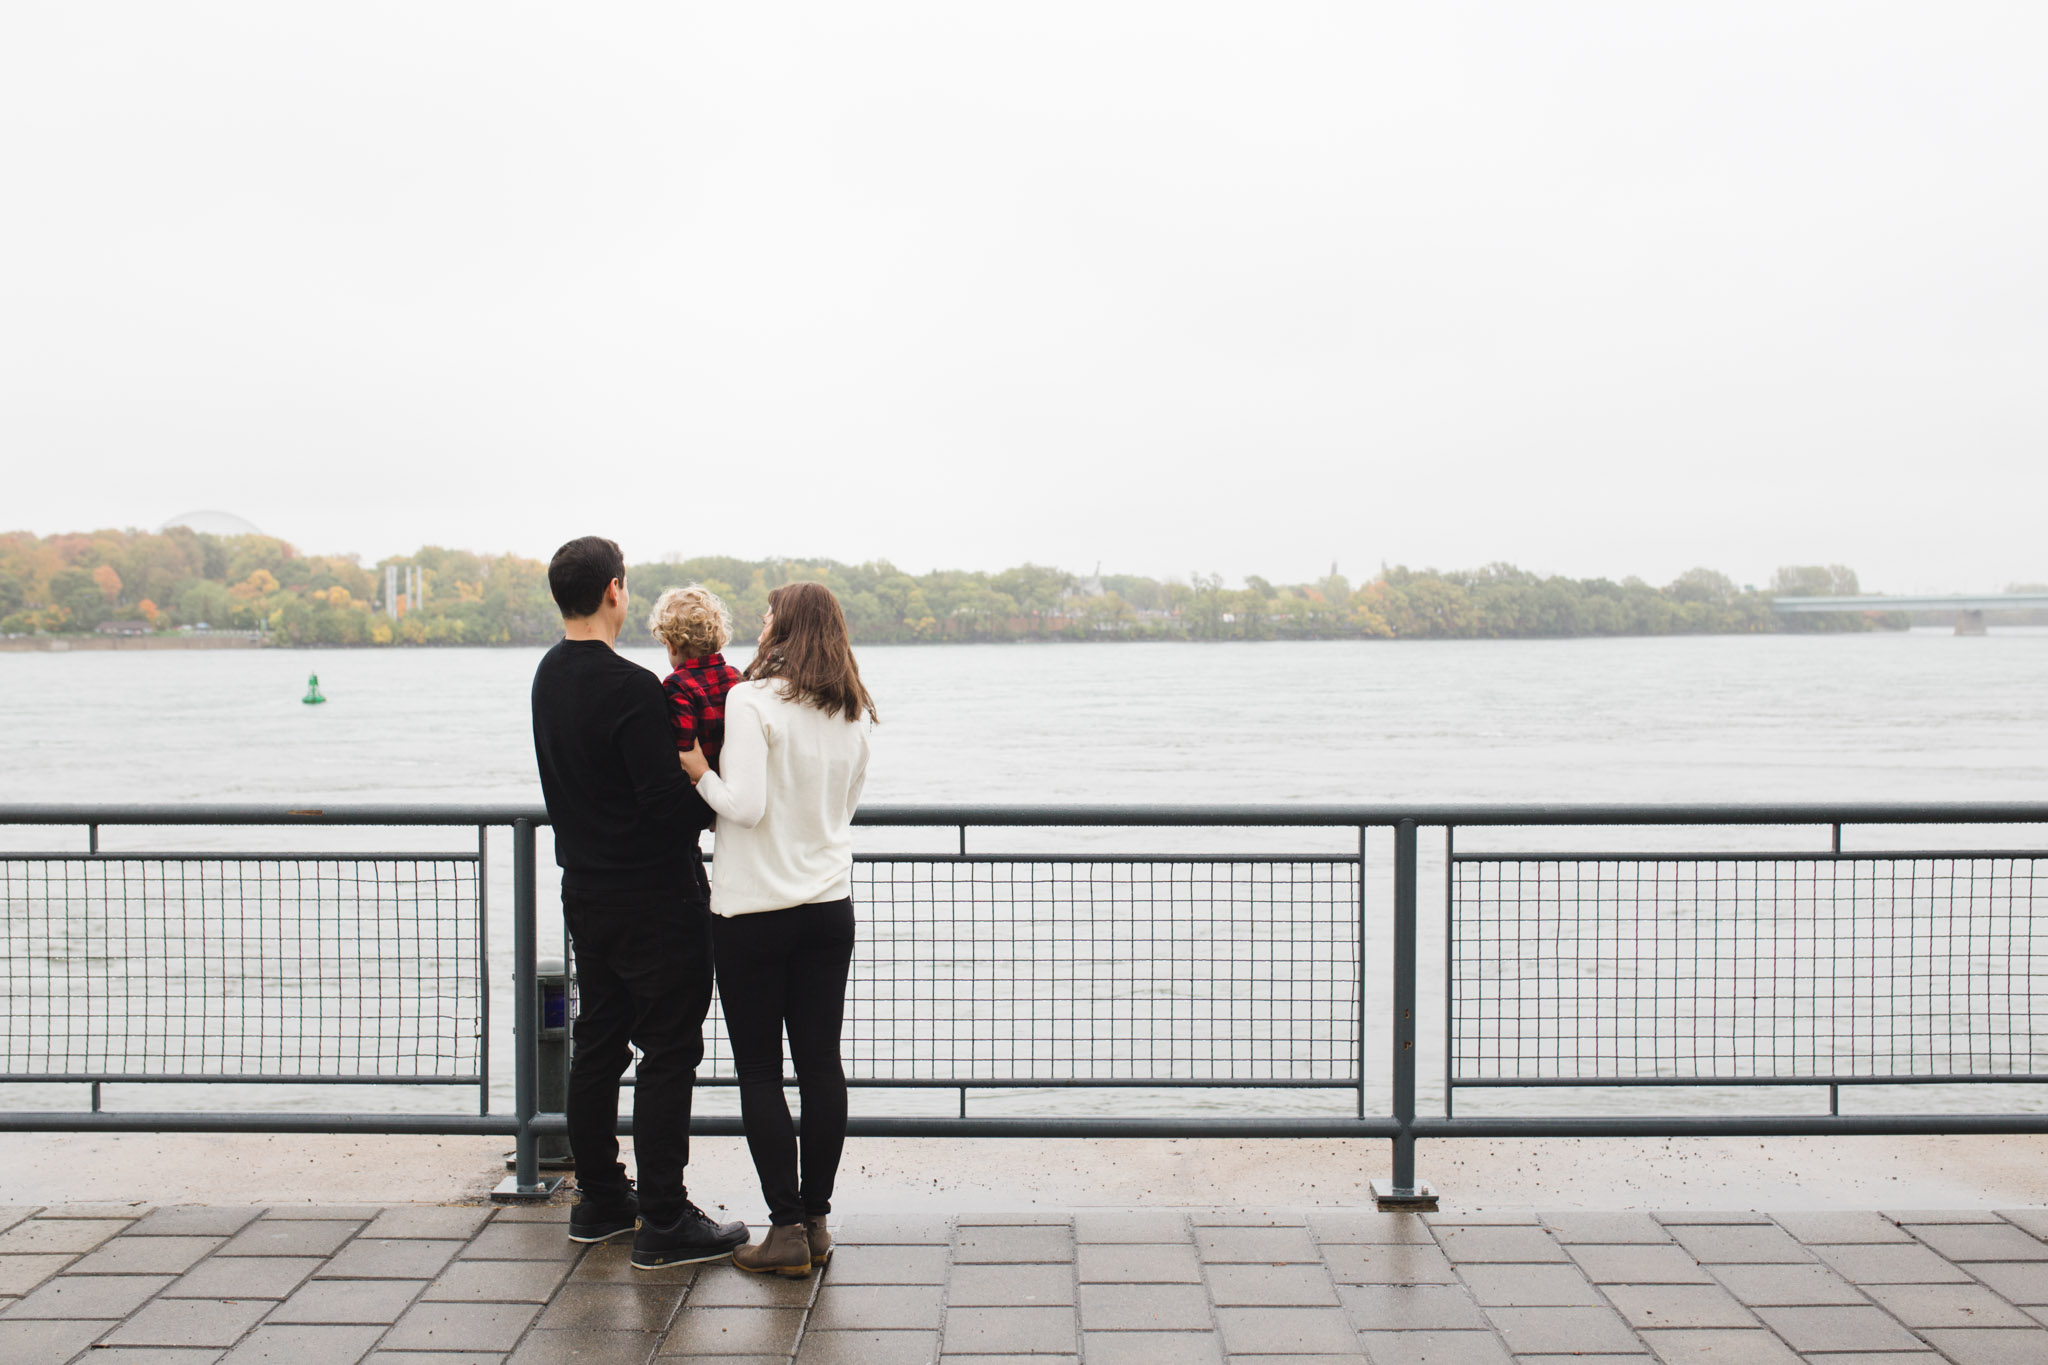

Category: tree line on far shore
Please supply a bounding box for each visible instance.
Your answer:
[0,527,1928,647]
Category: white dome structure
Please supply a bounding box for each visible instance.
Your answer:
[160,510,265,538]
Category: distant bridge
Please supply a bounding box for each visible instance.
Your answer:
[1772,593,2048,613]
[1771,592,2048,635]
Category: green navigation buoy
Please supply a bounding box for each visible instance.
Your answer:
[302,673,327,705]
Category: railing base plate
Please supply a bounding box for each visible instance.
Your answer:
[503,1150,575,1171]
[1371,1179,1439,1212]
[491,1175,565,1203]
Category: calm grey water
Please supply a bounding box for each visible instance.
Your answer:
[3,632,2045,1122]
[5,632,2045,808]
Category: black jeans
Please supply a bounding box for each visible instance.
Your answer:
[562,870,714,1225]
[712,898,856,1226]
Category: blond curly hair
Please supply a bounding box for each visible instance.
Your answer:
[647,584,732,658]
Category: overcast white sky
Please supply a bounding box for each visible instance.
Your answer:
[3,2,2043,592]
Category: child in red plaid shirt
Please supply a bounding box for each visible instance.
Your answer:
[648,585,742,774]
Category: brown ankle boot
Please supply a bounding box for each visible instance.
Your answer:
[731,1222,813,1278]
[802,1215,832,1267]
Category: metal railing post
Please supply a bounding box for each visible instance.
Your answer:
[1375,817,1437,1209]
[494,817,563,1200]
[1357,825,1369,1119]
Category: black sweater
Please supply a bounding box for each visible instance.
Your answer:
[531,639,710,891]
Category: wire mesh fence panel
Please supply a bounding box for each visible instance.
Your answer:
[0,857,482,1082]
[576,858,1364,1088]
[844,859,1360,1083]
[689,858,1361,1086]
[1452,855,2046,1084]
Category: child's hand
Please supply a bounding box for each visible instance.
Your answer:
[679,741,709,782]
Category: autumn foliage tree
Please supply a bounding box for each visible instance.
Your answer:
[0,527,1900,645]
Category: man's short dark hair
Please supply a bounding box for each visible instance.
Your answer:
[549,536,626,618]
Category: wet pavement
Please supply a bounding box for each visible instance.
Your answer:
[4,1199,2048,1362]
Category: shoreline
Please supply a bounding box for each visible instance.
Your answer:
[6,626,2027,655]
[0,633,263,652]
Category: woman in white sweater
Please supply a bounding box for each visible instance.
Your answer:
[679,581,873,1277]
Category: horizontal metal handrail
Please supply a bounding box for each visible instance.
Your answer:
[0,1111,1406,1140]
[12,1108,2048,1141]
[685,1076,1362,1089]
[1453,1074,2048,1089]
[0,1073,482,1086]
[6,850,483,861]
[5,800,2047,826]
[0,804,546,826]
[1453,847,2048,862]
[1419,1115,2048,1138]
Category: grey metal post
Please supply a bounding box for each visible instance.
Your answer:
[1374,817,1437,1209]
[494,817,562,1200]
[535,955,572,1165]
[1357,825,1368,1119]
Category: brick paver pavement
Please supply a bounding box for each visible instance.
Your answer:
[3,1200,2048,1362]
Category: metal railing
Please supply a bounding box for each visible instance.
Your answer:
[3,801,2046,1208]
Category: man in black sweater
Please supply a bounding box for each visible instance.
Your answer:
[531,536,746,1268]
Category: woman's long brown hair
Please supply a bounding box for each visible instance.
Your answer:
[743,582,878,723]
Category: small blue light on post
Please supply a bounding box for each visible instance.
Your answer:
[539,970,568,1036]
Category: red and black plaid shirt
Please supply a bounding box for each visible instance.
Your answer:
[661,654,742,772]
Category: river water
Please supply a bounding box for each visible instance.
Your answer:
[3,631,2045,1122]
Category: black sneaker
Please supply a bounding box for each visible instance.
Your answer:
[568,1183,639,1244]
[631,1199,749,1269]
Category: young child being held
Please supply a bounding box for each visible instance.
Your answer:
[648,584,742,776]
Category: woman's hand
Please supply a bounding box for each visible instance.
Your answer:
[679,741,710,783]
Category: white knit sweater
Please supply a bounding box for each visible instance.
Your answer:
[694,678,871,917]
